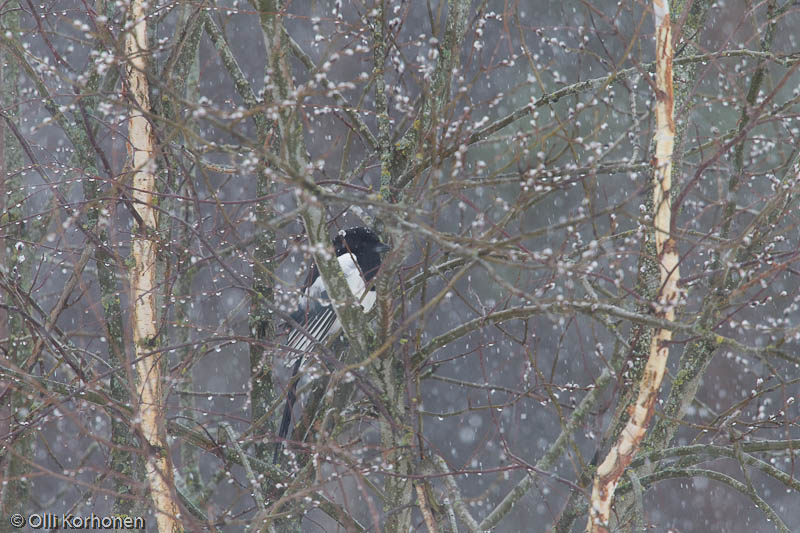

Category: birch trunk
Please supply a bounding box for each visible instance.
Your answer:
[125,1,181,530]
[586,1,679,530]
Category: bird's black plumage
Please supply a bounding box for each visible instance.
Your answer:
[274,227,389,463]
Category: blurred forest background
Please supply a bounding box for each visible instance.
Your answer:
[1,0,799,531]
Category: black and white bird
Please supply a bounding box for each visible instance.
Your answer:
[274,227,390,463]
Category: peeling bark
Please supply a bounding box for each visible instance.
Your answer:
[125,1,181,530]
[586,2,679,531]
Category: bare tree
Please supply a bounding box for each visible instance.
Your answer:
[1,0,799,532]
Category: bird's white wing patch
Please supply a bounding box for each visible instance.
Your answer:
[339,253,369,299]
[285,253,373,356]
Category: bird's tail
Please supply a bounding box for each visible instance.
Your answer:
[273,356,303,463]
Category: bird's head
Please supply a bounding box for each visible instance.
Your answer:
[333,227,390,282]
[334,227,390,256]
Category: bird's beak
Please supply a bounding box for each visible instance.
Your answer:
[374,243,390,254]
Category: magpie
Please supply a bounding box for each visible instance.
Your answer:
[273,226,390,463]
